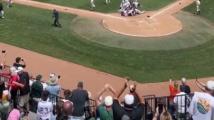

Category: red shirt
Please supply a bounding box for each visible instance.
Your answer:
[0,72,20,90]
[169,84,179,101]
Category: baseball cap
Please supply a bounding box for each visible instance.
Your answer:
[124,94,134,105]
[207,80,214,91]
[104,96,113,106]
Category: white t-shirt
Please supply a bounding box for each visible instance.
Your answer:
[174,92,187,113]
[37,100,53,120]
[188,92,214,120]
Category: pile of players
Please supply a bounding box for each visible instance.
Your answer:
[119,0,142,16]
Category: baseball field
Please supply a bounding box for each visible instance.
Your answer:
[0,0,214,85]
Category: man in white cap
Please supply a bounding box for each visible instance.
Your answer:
[188,80,214,120]
[180,77,191,94]
[96,84,116,120]
[110,80,144,120]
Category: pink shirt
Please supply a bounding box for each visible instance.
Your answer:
[7,109,20,120]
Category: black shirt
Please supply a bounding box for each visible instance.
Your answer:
[180,84,191,94]
[69,89,89,116]
[19,71,30,96]
[13,63,26,68]
[112,99,144,120]
[0,82,5,99]
[53,10,59,20]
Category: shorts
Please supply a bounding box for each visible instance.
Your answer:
[19,94,30,108]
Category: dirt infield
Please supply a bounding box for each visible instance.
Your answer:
[13,0,194,37]
[0,43,212,98]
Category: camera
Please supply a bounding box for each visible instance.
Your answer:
[1,50,6,53]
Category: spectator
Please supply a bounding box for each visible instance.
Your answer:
[180,77,191,94]
[169,79,179,100]
[168,79,179,118]
[13,57,26,69]
[112,80,144,120]
[128,82,141,106]
[62,101,74,120]
[0,90,10,120]
[7,106,21,120]
[30,74,43,101]
[0,1,4,19]
[96,84,116,120]
[188,80,214,120]
[46,73,61,105]
[153,105,172,120]
[69,81,89,119]
[37,90,54,120]
[17,67,30,114]
[174,86,187,120]
[0,67,24,108]
[63,89,71,100]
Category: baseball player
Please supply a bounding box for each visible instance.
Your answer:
[0,1,4,18]
[90,0,95,10]
[7,0,12,8]
[195,0,201,15]
[106,0,111,4]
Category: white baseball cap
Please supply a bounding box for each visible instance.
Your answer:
[207,80,214,91]
[104,96,113,106]
[181,77,186,83]
[124,94,134,105]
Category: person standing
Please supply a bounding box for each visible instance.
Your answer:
[180,77,191,94]
[37,90,54,120]
[188,80,214,120]
[0,1,4,19]
[69,81,89,119]
[195,0,201,15]
[90,0,95,10]
[52,9,61,27]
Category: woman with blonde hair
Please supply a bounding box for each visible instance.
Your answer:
[153,105,172,120]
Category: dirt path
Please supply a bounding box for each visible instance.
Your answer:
[13,0,194,37]
[0,43,211,98]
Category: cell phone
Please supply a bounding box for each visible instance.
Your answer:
[2,50,6,53]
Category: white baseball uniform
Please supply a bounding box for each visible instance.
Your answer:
[90,0,95,8]
[195,0,200,12]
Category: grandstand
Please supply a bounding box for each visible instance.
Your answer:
[0,0,214,119]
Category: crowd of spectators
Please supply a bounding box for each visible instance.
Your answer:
[0,56,214,120]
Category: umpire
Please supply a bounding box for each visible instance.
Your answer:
[52,9,61,27]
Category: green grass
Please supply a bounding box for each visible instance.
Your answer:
[1,4,214,83]
[34,0,173,13]
[70,13,214,50]
[184,0,214,22]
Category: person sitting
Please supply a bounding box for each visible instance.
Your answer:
[68,81,89,119]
